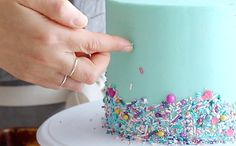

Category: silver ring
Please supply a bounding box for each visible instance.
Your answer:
[69,58,79,77]
[59,75,68,87]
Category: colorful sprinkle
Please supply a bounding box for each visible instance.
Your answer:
[107,88,116,97]
[123,114,129,121]
[139,67,144,74]
[156,131,165,137]
[227,129,235,137]
[114,108,121,115]
[202,90,213,100]
[220,115,228,122]
[102,87,236,145]
[211,117,219,125]
[129,83,133,91]
[166,94,176,104]
[115,99,121,103]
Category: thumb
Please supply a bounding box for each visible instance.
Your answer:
[17,0,88,28]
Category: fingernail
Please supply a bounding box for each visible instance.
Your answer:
[124,43,133,52]
[73,15,88,28]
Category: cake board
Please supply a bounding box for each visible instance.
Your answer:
[37,100,234,146]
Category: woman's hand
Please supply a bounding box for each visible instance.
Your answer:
[0,0,132,92]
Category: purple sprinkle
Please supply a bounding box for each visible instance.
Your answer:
[102,86,236,145]
[180,132,187,138]
[181,99,187,105]
[107,88,116,97]
[166,94,176,104]
[155,112,162,118]
[139,67,144,74]
[172,115,181,123]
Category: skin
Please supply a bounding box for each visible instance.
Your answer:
[0,0,132,92]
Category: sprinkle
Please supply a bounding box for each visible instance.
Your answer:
[129,83,133,91]
[211,117,219,125]
[102,87,236,145]
[220,115,228,122]
[123,114,129,121]
[226,129,235,137]
[107,88,116,97]
[156,131,165,137]
[139,67,144,74]
[180,132,187,138]
[166,94,176,104]
[202,90,213,100]
[114,108,121,115]
[115,99,121,103]
[180,99,187,105]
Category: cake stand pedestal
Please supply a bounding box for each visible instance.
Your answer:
[37,100,234,146]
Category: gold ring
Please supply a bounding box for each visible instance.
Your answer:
[69,58,79,77]
[59,75,68,87]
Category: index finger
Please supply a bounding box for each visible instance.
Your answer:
[64,29,133,54]
[17,0,88,28]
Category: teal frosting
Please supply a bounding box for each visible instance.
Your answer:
[110,0,236,6]
[106,0,236,104]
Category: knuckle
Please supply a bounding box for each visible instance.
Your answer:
[51,85,60,90]
[85,38,102,54]
[15,72,28,81]
[53,0,67,18]
[84,71,99,84]
[34,31,57,46]
[17,71,35,84]
[14,66,31,81]
[30,49,50,64]
[71,85,82,92]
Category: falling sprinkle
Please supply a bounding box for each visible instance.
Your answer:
[139,67,144,74]
[129,83,133,91]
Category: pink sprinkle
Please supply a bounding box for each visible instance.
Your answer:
[166,94,176,104]
[196,130,201,135]
[211,117,219,125]
[226,129,235,137]
[139,67,144,74]
[202,90,213,100]
[107,88,116,97]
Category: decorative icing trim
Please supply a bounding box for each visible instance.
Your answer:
[102,86,236,145]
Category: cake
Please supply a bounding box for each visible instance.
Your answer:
[102,0,236,145]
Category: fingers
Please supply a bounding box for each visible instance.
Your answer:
[57,75,83,92]
[65,29,133,54]
[39,73,83,92]
[17,0,88,28]
[12,58,83,92]
[57,52,110,84]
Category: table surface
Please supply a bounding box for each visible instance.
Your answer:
[37,100,235,146]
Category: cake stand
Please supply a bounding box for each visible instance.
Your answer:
[37,100,234,146]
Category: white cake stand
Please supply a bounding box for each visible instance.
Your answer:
[37,100,234,146]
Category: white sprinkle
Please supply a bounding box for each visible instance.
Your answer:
[129,83,133,91]
[144,125,149,136]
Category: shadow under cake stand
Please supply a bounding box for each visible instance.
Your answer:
[37,100,234,146]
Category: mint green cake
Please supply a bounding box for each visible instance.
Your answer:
[103,0,236,145]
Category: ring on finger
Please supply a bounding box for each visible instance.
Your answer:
[69,58,79,77]
[59,75,68,88]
